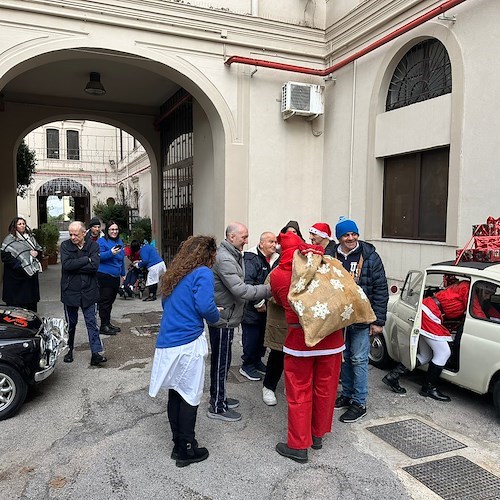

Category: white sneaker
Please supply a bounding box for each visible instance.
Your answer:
[262,387,277,406]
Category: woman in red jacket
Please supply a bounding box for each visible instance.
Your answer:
[270,232,345,463]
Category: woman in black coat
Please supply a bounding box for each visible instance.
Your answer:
[1,217,43,312]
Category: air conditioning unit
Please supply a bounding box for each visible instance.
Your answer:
[281,81,324,120]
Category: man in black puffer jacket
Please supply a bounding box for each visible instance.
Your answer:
[60,221,107,366]
[332,217,388,424]
[239,232,280,382]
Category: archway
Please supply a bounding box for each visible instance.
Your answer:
[0,42,232,259]
[37,178,90,228]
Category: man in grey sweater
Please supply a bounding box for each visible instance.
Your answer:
[207,222,271,422]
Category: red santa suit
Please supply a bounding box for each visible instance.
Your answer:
[270,232,344,450]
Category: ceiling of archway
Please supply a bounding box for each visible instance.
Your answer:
[2,48,180,115]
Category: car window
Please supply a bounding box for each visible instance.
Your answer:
[469,280,500,323]
[400,272,423,308]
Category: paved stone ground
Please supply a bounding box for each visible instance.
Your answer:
[2,262,500,499]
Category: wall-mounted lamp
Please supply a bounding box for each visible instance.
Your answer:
[84,72,106,96]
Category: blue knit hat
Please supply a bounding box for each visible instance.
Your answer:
[335,216,359,239]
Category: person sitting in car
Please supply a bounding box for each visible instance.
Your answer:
[382,278,498,402]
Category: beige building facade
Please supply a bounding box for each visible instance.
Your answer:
[17,121,151,228]
[0,0,497,282]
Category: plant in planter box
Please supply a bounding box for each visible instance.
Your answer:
[31,226,49,270]
[40,222,60,264]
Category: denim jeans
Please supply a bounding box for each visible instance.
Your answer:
[340,324,370,406]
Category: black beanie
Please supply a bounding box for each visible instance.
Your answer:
[88,217,101,229]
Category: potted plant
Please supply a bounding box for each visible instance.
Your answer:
[31,226,49,271]
[40,222,60,265]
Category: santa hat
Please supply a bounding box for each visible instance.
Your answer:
[309,222,333,241]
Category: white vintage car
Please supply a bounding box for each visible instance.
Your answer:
[369,260,500,417]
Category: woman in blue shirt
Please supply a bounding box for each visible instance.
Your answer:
[97,221,126,335]
[149,235,219,467]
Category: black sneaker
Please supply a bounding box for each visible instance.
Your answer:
[239,365,261,381]
[254,360,267,374]
[339,401,367,423]
[275,443,308,463]
[226,398,240,409]
[334,395,351,409]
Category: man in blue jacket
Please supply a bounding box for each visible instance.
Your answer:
[60,221,107,366]
[333,217,388,423]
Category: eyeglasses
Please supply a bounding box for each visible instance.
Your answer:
[109,228,119,231]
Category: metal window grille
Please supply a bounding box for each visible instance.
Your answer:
[160,89,193,264]
[386,39,452,111]
[46,128,60,159]
[66,130,80,160]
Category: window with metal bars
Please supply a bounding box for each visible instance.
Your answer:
[382,147,449,241]
[66,130,80,160]
[46,128,59,159]
[386,39,452,111]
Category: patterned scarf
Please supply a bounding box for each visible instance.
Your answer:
[1,231,43,276]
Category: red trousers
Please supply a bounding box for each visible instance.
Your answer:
[284,353,342,449]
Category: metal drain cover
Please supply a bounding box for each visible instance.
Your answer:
[404,455,500,500]
[367,419,466,458]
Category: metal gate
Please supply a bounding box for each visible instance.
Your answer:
[160,89,193,263]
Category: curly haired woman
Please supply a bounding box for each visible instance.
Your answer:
[149,235,219,467]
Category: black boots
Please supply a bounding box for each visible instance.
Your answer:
[63,349,74,363]
[143,294,156,302]
[168,390,208,467]
[382,362,410,393]
[175,442,209,468]
[91,352,108,366]
[419,362,450,402]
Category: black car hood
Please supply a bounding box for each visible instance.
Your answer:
[0,307,43,339]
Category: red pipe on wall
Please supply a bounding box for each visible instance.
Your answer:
[225,0,467,76]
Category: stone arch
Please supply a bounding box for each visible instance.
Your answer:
[37,177,90,227]
[1,37,240,247]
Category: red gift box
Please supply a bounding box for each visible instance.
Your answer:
[473,249,500,263]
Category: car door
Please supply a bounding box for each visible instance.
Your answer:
[443,279,500,394]
[393,270,423,370]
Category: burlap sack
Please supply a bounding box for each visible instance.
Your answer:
[287,251,376,347]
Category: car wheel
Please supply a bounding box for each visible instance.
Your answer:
[369,334,392,369]
[0,363,28,421]
[493,379,500,420]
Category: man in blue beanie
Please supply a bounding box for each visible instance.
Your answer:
[333,216,388,423]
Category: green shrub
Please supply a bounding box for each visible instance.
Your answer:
[93,201,129,234]
[131,217,151,243]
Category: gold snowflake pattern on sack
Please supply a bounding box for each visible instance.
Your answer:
[317,263,330,274]
[329,279,345,291]
[291,300,305,317]
[341,304,354,321]
[293,277,307,293]
[307,279,320,294]
[357,286,368,301]
[311,301,331,320]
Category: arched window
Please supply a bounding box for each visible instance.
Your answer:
[386,39,452,111]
